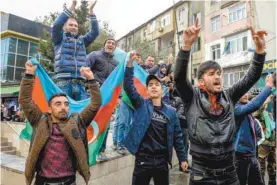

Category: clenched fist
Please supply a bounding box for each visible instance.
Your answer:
[25,61,37,75]
[80,67,94,80]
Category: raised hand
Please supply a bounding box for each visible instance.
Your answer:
[127,51,137,68]
[158,60,165,65]
[89,0,97,15]
[80,67,94,80]
[250,26,267,54]
[68,0,77,12]
[182,18,201,51]
[25,61,37,75]
[266,74,273,88]
[168,54,174,64]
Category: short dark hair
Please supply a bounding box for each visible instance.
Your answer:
[48,93,68,106]
[146,55,155,59]
[272,72,276,88]
[197,60,222,79]
[104,38,117,46]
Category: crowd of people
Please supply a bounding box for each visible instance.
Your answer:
[1,101,25,122]
[15,1,276,185]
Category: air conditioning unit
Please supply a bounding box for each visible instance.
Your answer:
[158,27,164,32]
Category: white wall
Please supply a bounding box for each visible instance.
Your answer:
[253,1,276,61]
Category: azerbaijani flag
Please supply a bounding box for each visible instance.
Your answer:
[19,48,152,165]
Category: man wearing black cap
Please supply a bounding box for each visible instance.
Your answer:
[123,52,188,185]
[86,38,119,86]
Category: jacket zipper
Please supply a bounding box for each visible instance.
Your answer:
[74,39,77,78]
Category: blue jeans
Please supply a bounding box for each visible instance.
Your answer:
[57,79,88,101]
[117,100,133,148]
[112,108,120,145]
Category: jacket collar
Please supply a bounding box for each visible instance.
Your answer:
[101,49,114,58]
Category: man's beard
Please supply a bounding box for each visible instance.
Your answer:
[53,112,68,121]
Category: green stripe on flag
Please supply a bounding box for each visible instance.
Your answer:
[121,90,134,109]
[88,128,108,166]
[19,121,32,140]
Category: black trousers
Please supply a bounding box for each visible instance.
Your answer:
[235,153,264,185]
[190,157,240,185]
[132,154,169,185]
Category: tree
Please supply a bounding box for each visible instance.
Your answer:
[35,1,116,73]
[74,0,89,35]
[132,37,157,61]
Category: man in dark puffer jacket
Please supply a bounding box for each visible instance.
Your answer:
[86,39,119,86]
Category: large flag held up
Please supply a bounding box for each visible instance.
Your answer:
[19,48,150,166]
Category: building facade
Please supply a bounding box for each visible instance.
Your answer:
[1,11,51,98]
[204,0,276,92]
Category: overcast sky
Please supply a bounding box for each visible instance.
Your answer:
[1,0,182,39]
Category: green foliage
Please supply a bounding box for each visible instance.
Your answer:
[132,37,157,61]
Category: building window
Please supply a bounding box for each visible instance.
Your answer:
[6,53,16,66]
[17,39,29,55]
[142,28,147,38]
[223,70,247,88]
[8,37,17,53]
[1,38,7,53]
[161,14,170,27]
[150,21,156,32]
[211,0,220,5]
[192,12,201,25]
[211,44,221,60]
[16,55,28,68]
[223,73,229,87]
[192,37,201,52]
[14,68,25,82]
[127,37,133,50]
[178,8,186,21]
[211,16,220,32]
[225,32,248,55]
[229,3,246,23]
[1,37,50,82]
[29,42,39,57]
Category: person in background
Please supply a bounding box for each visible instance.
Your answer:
[234,75,273,185]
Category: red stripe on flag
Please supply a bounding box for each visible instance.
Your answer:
[87,85,122,141]
[134,77,148,98]
[33,76,48,112]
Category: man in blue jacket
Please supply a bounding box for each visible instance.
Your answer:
[52,0,99,101]
[234,75,274,185]
[124,52,188,185]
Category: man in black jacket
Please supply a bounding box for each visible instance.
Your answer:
[174,18,267,185]
[86,38,119,86]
